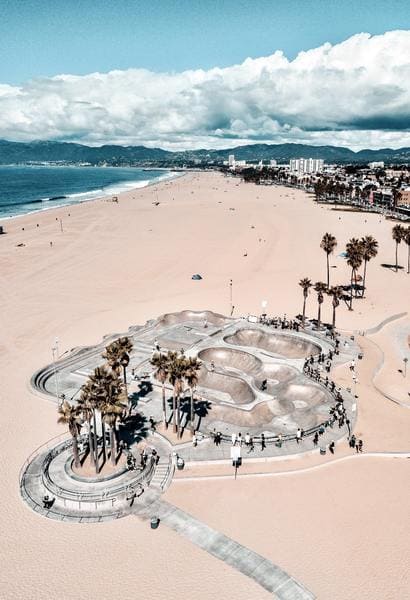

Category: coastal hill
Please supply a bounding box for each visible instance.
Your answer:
[0,138,410,165]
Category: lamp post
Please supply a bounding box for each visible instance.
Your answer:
[403,357,408,378]
[229,279,233,316]
[261,300,268,321]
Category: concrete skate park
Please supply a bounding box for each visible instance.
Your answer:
[30,310,356,439]
[21,310,357,523]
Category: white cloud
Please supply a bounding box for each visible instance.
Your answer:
[1,30,410,150]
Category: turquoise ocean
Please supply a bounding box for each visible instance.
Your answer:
[0,165,176,219]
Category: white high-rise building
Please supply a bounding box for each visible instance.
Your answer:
[228,154,235,167]
[289,158,324,174]
[270,159,277,167]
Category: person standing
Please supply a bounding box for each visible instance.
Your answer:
[296,428,302,444]
[260,433,266,451]
[231,432,236,446]
[245,432,251,447]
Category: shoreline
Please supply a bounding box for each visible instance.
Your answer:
[0,167,185,224]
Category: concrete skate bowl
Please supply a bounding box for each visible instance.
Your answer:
[199,347,262,376]
[198,367,255,405]
[254,363,298,393]
[201,401,277,430]
[224,329,321,358]
[279,383,332,410]
[156,310,229,328]
[198,347,297,391]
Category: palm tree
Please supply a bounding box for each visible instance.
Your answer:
[320,233,337,288]
[167,352,188,436]
[392,224,405,272]
[57,400,82,468]
[87,366,113,465]
[84,365,124,471]
[299,278,312,326]
[360,235,378,297]
[404,227,410,275]
[346,239,363,310]
[103,337,133,412]
[77,387,96,469]
[327,286,343,329]
[79,380,100,472]
[314,282,327,330]
[151,352,170,428]
[116,336,133,386]
[102,397,126,465]
[102,341,121,375]
[185,356,201,433]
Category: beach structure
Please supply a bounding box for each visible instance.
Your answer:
[22,310,357,523]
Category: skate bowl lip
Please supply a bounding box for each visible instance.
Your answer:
[156,309,231,328]
[223,327,322,358]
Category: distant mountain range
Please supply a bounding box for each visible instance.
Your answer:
[0,139,410,165]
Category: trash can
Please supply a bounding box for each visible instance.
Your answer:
[176,457,185,470]
[150,516,160,529]
[358,353,363,360]
[320,447,326,455]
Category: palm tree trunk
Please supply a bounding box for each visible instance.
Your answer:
[110,426,116,465]
[317,303,321,330]
[123,365,130,414]
[395,241,399,272]
[162,383,167,428]
[332,304,336,329]
[72,434,80,468]
[87,421,95,467]
[92,409,100,474]
[326,253,330,288]
[362,259,368,297]
[302,296,306,326]
[190,387,195,433]
[349,269,354,310]
[172,391,177,433]
[101,419,106,462]
[176,394,181,437]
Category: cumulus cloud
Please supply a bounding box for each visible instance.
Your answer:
[1,30,410,150]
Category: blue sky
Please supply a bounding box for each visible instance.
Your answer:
[0,1,409,150]
[0,0,409,83]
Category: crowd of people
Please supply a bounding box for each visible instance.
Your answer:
[259,314,301,331]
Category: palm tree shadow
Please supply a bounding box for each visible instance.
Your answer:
[381,263,403,271]
[129,380,153,412]
[193,399,212,431]
[119,413,149,445]
[178,394,192,435]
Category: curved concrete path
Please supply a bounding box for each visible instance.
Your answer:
[136,498,315,599]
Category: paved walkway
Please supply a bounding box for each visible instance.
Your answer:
[136,499,315,599]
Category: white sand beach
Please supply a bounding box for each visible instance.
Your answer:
[1,172,409,599]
